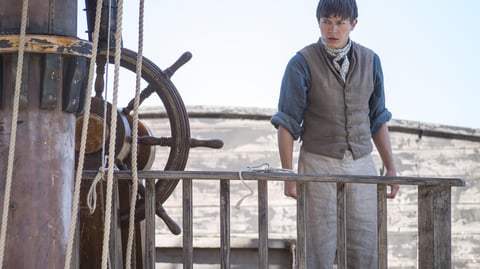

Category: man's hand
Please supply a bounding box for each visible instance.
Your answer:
[385,169,399,199]
[387,184,399,199]
[284,180,297,199]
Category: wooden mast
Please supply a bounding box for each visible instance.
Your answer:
[0,0,89,268]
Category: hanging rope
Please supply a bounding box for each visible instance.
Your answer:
[86,167,105,214]
[125,0,145,267]
[101,0,124,267]
[0,0,29,267]
[63,0,104,268]
[87,0,113,215]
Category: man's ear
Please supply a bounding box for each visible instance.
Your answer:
[351,19,358,30]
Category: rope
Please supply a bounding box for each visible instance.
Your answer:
[125,0,145,267]
[0,0,29,267]
[235,163,294,208]
[86,0,114,216]
[63,0,104,268]
[101,0,124,267]
[86,168,105,214]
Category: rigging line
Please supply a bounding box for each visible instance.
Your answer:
[125,0,145,268]
[101,0,124,268]
[0,0,29,268]
[85,0,114,218]
[101,0,114,169]
[63,0,104,268]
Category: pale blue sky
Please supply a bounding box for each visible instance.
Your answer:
[78,0,479,129]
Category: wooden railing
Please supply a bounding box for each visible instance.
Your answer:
[85,170,465,269]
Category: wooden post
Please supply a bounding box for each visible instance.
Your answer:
[144,179,156,268]
[377,184,388,269]
[183,179,194,269]
[220,179,231,269]
[418,185,452,269]
[0,1,87,268]
[336,183,347,269]
[258,180,269,268]
[296,181,306,269]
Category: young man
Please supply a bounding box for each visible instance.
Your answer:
[270,0,399,268]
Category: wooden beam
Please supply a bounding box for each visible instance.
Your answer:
[377,184,388,269]
[183,179,193,269]
[258,180,269,268]
[418,185,452,269]
[336,183,347,269]
[220,180,231,269]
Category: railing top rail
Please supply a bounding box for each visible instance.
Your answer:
[82,170,465,187]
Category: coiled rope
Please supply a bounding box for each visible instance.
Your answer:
[0,0,29,268]
[236,163,294,208]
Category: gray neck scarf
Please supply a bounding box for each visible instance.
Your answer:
[321,38,352,82]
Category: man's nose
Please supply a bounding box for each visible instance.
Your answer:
[328,25,337,33]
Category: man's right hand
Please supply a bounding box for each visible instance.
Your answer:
[284,180,297,199]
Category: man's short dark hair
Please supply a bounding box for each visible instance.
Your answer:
[316,0,358,22]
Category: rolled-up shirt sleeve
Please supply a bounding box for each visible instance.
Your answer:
[369,53,392,135]
[270,53,311,140]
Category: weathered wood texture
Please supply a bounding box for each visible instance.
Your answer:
[144,179,156,269]
[0,0,77,36]
[0,56,76,269]
[0,108,75,269]
[139,107,478,268]
[0,1,91,266]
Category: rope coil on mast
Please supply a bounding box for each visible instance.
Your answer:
[0,0,30,268]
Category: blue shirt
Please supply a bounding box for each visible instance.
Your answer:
[271,51,392,140]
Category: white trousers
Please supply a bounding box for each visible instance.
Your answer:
[298,149,378,269]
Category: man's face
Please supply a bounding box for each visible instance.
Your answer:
[319,15,357,49]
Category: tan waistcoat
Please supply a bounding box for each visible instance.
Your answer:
[300,41,374,160]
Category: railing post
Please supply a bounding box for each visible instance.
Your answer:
[258,180,269,268]
[297,181,306,269]
[220,179,231,269]
[336,183,347,269]
[377,184,388,269]
[144,178,156,268]
[418,185,452,269]
[111,181,124,269]
[183,179,193,269]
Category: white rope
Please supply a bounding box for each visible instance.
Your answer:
[101,0,124,267]
[86,168,105,214]
[0,0,29,267]
[235,163,294,208]
[101,0,114,167]
[63,0,104,268]
[125,0,145,267]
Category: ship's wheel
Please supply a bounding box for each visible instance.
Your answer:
[75,1,223,267]
[75,48,223,232]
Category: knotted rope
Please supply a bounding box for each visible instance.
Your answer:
[236,163,294,208]
[0,0,29,267]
